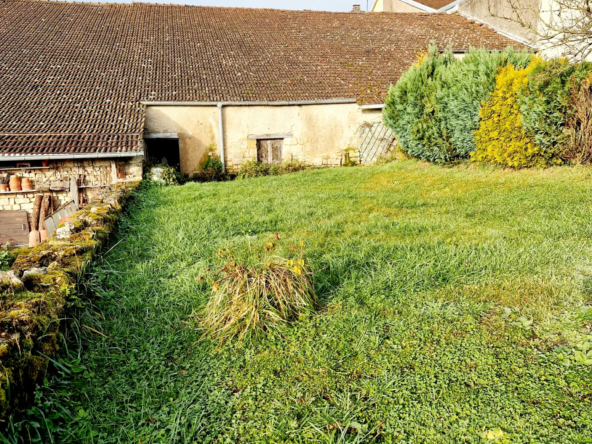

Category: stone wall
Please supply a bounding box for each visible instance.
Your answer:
[0,157,143,227]
[0,181,139,419]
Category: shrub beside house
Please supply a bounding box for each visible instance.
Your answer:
[384,47,592,167]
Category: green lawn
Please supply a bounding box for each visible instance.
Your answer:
[51,161,592,442]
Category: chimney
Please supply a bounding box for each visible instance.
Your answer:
[352,4,362,13]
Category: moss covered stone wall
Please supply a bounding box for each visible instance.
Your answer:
[0,181,139,418]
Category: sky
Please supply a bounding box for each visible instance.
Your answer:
[74,0,372,12]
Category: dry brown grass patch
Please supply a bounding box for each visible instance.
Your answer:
[198,239,317,345]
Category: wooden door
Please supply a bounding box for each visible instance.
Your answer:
[0,211,30,246]
[257,139,270,164]
[257,139,283,164]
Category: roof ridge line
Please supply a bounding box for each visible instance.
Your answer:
[2,0,368,14]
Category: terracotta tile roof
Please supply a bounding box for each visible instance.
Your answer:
[414,0,458,10]
[0,0,522,157]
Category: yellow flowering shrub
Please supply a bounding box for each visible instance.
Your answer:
[473,60,560,168]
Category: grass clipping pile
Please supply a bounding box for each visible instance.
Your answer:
[0,183,138,419]
[200,238,316,345]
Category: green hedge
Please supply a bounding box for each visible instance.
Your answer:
[518,59,592,161]
[439,48,531,158]
[383,45,531,163]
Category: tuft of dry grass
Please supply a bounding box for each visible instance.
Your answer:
[199,241,316,345]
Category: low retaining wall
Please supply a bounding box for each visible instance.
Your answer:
[0,181,140,418]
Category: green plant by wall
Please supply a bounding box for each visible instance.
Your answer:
[473,62,554,168]
[145,165,186,185]
[342,148,359,167]
[383,45,532,163]
[237,160,307,179]
[281,160,308,174]
[518,59,592,162]
[0,247,15,271]
[201,154,228,182]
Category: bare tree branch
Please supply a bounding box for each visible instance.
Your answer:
[485,0,592,62]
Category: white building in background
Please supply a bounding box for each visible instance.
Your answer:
[458,0,592,61]
[371,0,590,61]
[372,0,465,13]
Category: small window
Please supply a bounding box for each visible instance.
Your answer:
[257,139,283,165]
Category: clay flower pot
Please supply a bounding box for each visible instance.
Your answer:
[42,160,49,167]
[39,230,49,242]
[9,176,21,192]
[118,168,126,179]
[0,184,7,193]
[29,230,40,248]
[21,178,34,191]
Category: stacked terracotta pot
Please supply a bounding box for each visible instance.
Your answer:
[9,176,21,192]
[21,178,34,191]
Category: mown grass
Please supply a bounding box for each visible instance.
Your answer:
[39,161,592,442]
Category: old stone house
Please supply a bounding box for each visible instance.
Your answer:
[0,0,522,242]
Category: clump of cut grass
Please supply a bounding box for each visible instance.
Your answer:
[200,239,316,344]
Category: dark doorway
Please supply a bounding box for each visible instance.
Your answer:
[144,138,181,168]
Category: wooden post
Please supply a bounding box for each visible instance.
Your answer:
[70,176,79,208]
[29,194,43,247]
[78,174,85,207]
[31,194,43,231]
[39,195,51,231]
[111,161,118,184]
[38,194,52,241]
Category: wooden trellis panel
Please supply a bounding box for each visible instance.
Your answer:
[358,122,396,164]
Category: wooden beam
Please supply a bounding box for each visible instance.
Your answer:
[39,194,51,231]
[111,161,118,184]
[70,177,79,208]
[31,194,43,231]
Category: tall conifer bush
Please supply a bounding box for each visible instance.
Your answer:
[383,45,455,163]
[437,48,531,158]
[384,46,531,163]
[473,63,548,168]
[518,59,592,161]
